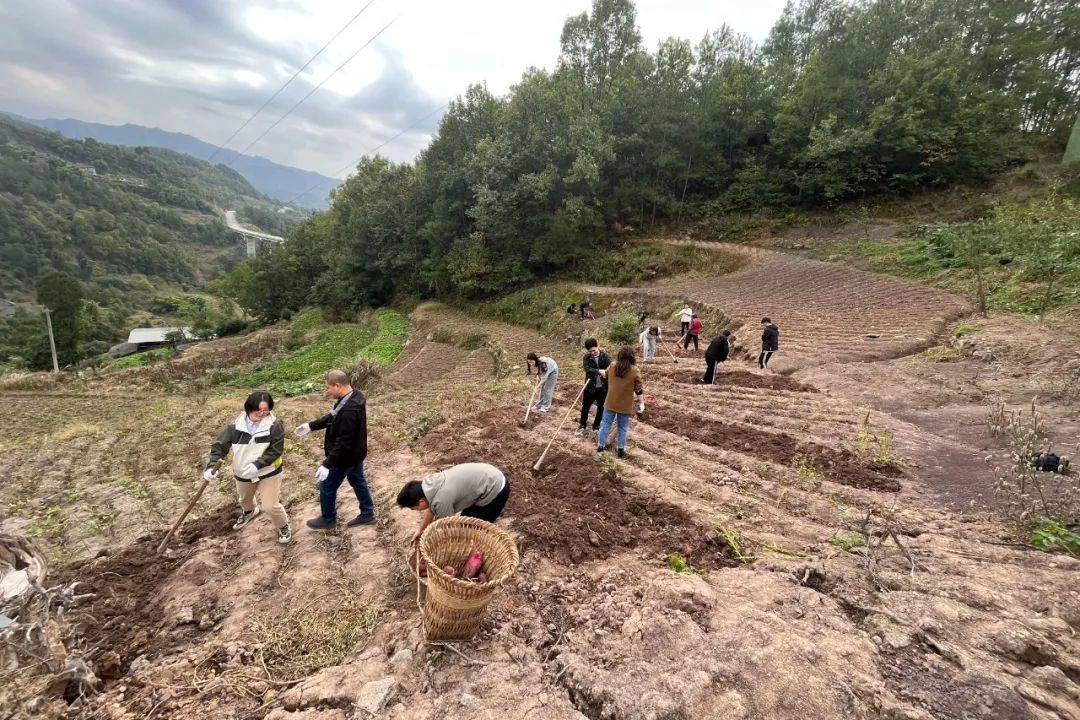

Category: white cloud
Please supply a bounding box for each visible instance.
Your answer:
[0,0,790,176]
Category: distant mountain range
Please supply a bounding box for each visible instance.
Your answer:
[6,114,339,209]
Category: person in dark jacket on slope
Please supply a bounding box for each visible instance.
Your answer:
[577,338,611,435]
[295,369,374,530]
[703,330,731,384]
[759,318,779,369]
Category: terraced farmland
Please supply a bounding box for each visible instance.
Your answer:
[3,241,1077,720]
[595,242,972,371]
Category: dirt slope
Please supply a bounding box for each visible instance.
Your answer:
[1,247,1078,720]
[587,242,972,372]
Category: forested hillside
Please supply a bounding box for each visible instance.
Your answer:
[219,0,1079,321]
[0,114,270,299]
[0,114,284,368]
[12,115,339,209]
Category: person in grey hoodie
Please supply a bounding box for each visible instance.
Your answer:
[204,391,291,543]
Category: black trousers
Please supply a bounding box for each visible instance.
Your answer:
[683,334,699,350]
[758,350,774,368]
[461,478,511,522]
[703,358,721,383]
[580,386,607,429]
[681,321,690,335]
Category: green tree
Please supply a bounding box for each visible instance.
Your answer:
[35,269,83,367]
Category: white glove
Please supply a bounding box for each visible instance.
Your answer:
[202,468,218,482]
[238,463,260,480]
[315,465,330,483]
[295,423,311,438]
[637,401,645,414]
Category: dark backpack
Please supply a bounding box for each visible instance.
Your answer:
[1034,453,1060,472]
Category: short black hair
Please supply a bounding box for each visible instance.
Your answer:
[761,317,771,324]
[526,352,539,362]
[584,338,598,350]
[722,330,731,337]
[244,391,274,414]
[692,313,699,318]
[396,480,426,508]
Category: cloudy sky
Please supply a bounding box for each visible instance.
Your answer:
[0,0,789,178]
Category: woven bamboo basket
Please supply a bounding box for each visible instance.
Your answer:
[417,516,520,642]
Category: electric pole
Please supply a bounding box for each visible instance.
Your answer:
[43,307,59,373]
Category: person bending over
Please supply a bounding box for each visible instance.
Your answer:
[526,352,559,412]
[397,462,511,545]
[703,330,731,384]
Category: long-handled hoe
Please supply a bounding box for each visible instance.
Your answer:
[521,380,542,426]
[662,341,679,364]
[533,381,589,471]
[157,460,222,554]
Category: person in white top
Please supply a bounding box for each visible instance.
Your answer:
[638,325,661,360]
[679,305,693,336]
[526,352,559,412]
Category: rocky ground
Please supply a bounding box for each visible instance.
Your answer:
[1,242,1078,720]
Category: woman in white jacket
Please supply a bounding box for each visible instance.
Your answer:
[639,325,661,360]
[204,391,291,543]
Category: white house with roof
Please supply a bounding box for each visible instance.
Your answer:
[108,327,193,359]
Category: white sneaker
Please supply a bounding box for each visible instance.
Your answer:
[574,427,586,436]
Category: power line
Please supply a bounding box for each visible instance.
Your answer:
[228,15,399,164]
[288,101,449,205]
[207,0,379,164]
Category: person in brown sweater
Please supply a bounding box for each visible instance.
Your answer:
[596,346,645,458]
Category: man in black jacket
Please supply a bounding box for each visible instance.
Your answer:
[295,369,374,530]
[704,330,731,384]
[759,318,779,369]
[576,338,611,436]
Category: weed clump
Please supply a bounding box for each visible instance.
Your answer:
[990,400,1079,529]
[251,589,382,681]
[667,553,705,575]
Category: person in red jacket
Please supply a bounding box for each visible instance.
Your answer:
[682,314,703,352]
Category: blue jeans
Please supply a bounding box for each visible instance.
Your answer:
[319,463,374,523]
[597,409,632,450]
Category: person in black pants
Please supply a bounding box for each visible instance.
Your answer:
[704,330,731,383]
[576,338,611,436]
[682,314,702,351]
[759,317,779,369]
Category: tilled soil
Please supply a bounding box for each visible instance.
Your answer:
[53,505,236,685]
[422,408,738,570]
[641,403,902,492]
[664,367,817,393]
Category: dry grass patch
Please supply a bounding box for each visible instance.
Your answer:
[50,423,104,441]
[250,586,383,681]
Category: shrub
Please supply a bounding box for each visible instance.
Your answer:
[215,318,251,337]
[346,358,382,393]
[991,400,1080,525]
[608,310,640,346]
